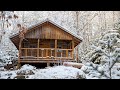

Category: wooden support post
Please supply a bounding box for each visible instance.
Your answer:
[55,39,57,59]
[46,49,48,58]
[42,49,43,58]
[76,46,79,63]
[51,49,54,57]
[25,49,27,56]
[37,39,40,59]
[66,50,68,58]
[72,41,74,59]
[17,63,21,69]
[47,62,50,67]
[18,39,22,65]
[70,42,72,49]
[18,39,22,69]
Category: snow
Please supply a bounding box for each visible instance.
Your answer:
[0,70,17,79]
[80,30,120,79]
[111,63,120,79]
[80,62,120,79]
[97,66,103,73]
[0,63,120,79]
[18,64,36,71]
[28,66,85,79]
[0,64,86,79]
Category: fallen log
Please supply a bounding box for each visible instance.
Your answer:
[63,62,84,69]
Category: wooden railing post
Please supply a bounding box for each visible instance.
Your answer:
[17,39,22,69]
[46,49,48,58]
[25,49,27,56]
[55,39,57,59]
[66,50,68,58]
[72,41,74,59]
[18,39,22,63]
[41,49,44,58]
[37,39,40,59]
[76,46,79,63]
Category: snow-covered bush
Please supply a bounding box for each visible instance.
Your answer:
[81,29,120,79]
[0,50,18,66]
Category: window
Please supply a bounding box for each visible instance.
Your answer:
[50,40,55,48]
[23,42,30,48]
[30,44,37,48]
[57,41,62,49]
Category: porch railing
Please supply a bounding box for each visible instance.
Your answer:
[20,48,73,60]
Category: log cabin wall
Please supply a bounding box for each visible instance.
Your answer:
[25,23,73,40]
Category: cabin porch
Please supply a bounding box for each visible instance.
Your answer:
[18,39,77,66]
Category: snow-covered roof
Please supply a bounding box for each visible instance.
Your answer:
[10,18,83,41]
[10,19,82,49]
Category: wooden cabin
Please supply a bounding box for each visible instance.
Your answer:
[10,19,82,67]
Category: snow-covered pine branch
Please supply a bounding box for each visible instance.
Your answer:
[81,29,120,79]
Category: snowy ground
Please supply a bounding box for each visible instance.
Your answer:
[0,63,120,79]
[0,64,85,79]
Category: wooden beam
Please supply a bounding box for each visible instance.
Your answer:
[76,46,79,63]
[17,63,21,69]
[37,39,40,59]
[17,38,22,69]
[25,49,27,57]
[42,49,43,58]
[72,40,74,59]
[18,39,22,64]
[21,48,54,50]
[70,42,72,49]
[21,48,71,50]
[46,49,48,58]
[55,39,57,59]
[66,50,68,58]
[19,60,76,63]
[47,62,50,67]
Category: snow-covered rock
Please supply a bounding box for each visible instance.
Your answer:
[19,64,36,71]
[17,64,36,75]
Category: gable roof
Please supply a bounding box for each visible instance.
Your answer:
[10,19,82,49]
[10,19,82,40]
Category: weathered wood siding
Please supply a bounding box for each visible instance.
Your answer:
[25,23,73,40]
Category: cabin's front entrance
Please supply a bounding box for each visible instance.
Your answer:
[20,39,75,65]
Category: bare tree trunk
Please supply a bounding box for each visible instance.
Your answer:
[104,11,107,30]
[0,11,4,43]
[75,11,80,62]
